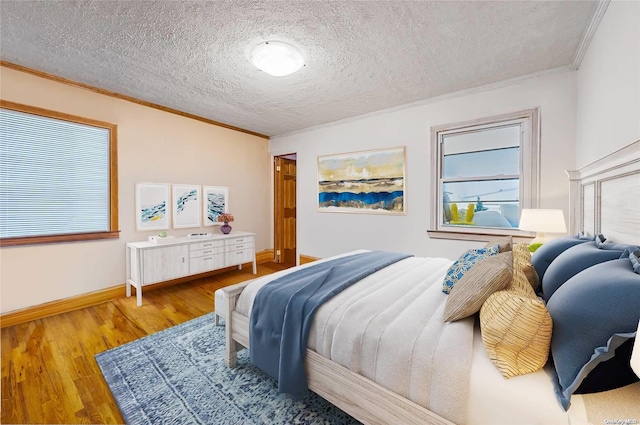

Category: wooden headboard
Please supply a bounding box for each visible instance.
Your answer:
[567,139,640,245]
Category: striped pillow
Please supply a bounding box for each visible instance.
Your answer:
[443,252,512,322]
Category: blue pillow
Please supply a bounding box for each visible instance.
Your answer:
[541,241,628,302]
[546,259,640,409]
[531,234,595,282]
[594,233,607,246]
[442,245,499,294]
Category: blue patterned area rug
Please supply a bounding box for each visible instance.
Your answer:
[96,313,359,425]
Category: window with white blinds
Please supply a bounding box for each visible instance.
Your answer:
[0,101,118,245]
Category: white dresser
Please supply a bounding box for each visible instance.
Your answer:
[125,231,256,306]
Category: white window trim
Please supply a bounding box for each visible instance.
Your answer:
[428,108,540,240]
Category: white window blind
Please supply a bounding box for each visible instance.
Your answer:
[0,108,111,238]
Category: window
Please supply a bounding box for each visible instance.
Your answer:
[0,100,119,246]
[429,109,539,239]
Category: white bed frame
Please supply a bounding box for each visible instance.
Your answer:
[567,139,640,244]
[224,140,640,425]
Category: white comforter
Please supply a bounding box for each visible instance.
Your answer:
[236,251,475,425]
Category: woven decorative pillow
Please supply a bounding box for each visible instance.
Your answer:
[480,289,553,378]
[442,245,499,294]
[443,251,512,322]
[512,242,539,291]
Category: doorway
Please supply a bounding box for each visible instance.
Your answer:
[274,154,297,266]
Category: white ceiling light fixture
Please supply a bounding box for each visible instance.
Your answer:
[250,41,304,77]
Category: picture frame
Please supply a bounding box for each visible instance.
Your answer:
[172,184,201,229]
[202,186,229,226]
[135,182,171,231]
[317,146,406,215]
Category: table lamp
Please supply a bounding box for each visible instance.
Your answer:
[519,209,567,246]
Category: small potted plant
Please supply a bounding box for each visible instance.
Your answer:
[217,212,234,234]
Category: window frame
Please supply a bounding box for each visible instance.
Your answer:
[0,100,119,246]
[428,108,540,241]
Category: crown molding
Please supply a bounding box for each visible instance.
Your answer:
[0,60,269,139]
[273,64,574,140]
[572,0,610,70]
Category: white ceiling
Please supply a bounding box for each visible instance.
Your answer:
[0,0,600,138]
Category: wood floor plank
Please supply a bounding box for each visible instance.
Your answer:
[0,263,287,424]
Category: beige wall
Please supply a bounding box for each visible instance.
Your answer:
[0,66,271,313]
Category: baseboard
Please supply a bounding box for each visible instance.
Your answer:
[300,254,320,264]
[0,286,126,329]
[256,249,274,264]
[0,249,275,329]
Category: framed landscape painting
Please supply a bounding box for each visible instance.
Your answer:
[317,147,406,214]
[203,186,229,226]
[135,183,171,231]
[172,184,201,229]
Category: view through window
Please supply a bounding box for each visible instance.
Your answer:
[431,109,539,237]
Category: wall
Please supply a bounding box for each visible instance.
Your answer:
[0,66,270,314]
[576,0,640,168]
[270,72,577,261]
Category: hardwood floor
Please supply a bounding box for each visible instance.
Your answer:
[1,262,288,424]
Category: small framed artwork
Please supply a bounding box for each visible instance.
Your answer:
[135,183,171,231]
[172,184,201,229]
[202,186,229,226]
[317,146,406,215]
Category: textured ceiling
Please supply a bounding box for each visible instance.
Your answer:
[0,0,598,137]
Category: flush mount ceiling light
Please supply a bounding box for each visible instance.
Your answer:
[250,41,304,77]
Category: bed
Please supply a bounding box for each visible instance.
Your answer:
[223,139,640,425]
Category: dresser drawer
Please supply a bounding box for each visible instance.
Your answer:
[224,241,254,252]
[224,236,253,247]
[189,245,224,259]
[190,254,225,274]
[190,240,224,251]
[225,248,254,267]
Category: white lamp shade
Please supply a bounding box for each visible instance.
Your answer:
[250,41,304,77]
[632,319,640,377]
[519,209,567,233]
[519,209,567,245]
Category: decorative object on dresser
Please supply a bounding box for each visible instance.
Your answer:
[217,212,234,234]
[148,232,176,243]
[125,231,256,306]
[187,232,212,239]
[203,186,229,226]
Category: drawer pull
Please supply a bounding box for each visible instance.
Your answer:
[202,244,212,247]
[236,251,243,254]
[235,245,243,249]
[204,257,212,261]
[203,250,212,254]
